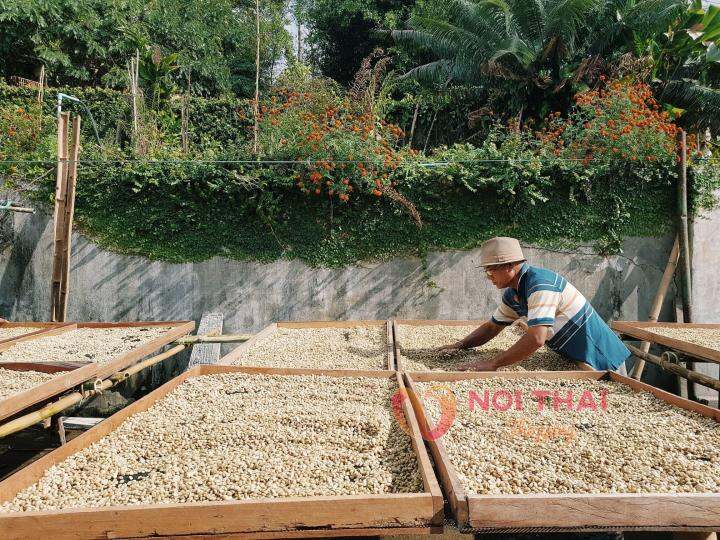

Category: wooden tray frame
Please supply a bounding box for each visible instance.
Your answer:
[0,361,90,422]
[612,321,720,365]
[0,365,443,539]
[0,322,76,352]
[0,321,194,422]
[71,321,195,380]
[404,369,720,532]
[393,319,592,372]
[220,320,395,370]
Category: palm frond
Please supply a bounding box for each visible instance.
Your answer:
[662,78,720,130]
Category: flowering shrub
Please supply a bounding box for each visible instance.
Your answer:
[1,77,718,266]
[256,86,413,203]
[540,79,681,167]
[0,104,40,160]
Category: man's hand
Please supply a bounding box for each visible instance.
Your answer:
[436,341,464,353]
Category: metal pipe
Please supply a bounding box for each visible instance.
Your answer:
[0,344,187,438]
[626,343,720,392]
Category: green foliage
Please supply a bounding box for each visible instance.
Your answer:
[608,0,720,130]
[0,80,252,148]
[0,0,290,98]
[391,0,606,118]
[3,77,719,267]
[298,0,415,83]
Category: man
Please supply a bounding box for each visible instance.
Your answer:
[439,237,630,373]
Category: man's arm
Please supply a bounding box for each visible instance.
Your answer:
[437,320,504,352]
[456,325,550,371]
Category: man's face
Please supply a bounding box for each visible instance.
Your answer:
[484,263,515,289]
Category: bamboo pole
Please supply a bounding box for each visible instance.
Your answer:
[50,112,70,322]
[252,0,260,155]
[0,392,84,438]
[0,206,35,214]
[37,65,45,132]
[677,130,693,324]
[408,102,419,148]
[630,236,680,380]
[174,334,253,345]
[58,116,81,321]
[0,344,187,439]
[626,343,720,392]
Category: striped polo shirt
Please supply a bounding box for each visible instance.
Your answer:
[490,264,630,370]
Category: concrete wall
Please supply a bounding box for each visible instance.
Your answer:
[1,212,678,332]
[0,210,686,390]
[690,189,720,406]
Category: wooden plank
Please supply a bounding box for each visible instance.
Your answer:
[613,321,720,365]
[57,115,81,321]
[0,368,198,499]
[395,319,487,327]
[0,495,434,540]
[386,320,395,370]
[467,493,720,531]
[574,361,597,371]
[162,526,440,539]
[404,373,469,528]
[0,366,440,538]
[277,320,386,329]
[188,313,224,368]
[393,319,588,371]
[393,320,403,372]
[405,370,720,531]
[201,365,396,378]
[72,321,193,328]
[0,322,193,422]
[607,371,720,420]
[408,370,605,383]
[76,321,195,380]
[219,321,393,370]
[618,322,720,329]
[0,323,76,352]
[0,361,97,422]
[50,112,70,322]
[395,373,444,526]
[219,324,279,365]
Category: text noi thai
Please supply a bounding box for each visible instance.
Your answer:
[466,388,609,413]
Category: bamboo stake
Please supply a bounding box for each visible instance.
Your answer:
[626,343,720,392]
[0,206,35,214]
[630,236,680,380]
[408,102,419,148]
[50,112,70,322]
[174,334,253,345]
[37,65,45,105]
[37,65,45,132]
[677,130,693,323]
[129,50,139,138]
[253,0,260,155]
[58,116,81,321]
[0,344,187,439]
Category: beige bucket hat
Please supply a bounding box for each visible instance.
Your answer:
[479,237,525,267]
